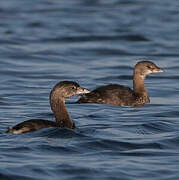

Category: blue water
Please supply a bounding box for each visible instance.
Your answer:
[1,0,179,179]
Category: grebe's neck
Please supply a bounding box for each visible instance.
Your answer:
[50,96,74,129]
[133,71,148,97]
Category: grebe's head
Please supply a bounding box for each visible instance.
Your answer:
[134,61,163,77]
[50,81,90,99]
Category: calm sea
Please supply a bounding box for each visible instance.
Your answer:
[0,0,179,179]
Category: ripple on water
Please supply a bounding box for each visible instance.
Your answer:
[0,0,179,179]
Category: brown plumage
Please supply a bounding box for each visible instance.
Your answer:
[7,81,90,134]
[77,61,163,107]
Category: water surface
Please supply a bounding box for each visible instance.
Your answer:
[1,0,179,179]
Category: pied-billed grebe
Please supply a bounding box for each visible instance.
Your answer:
[77,61,163,107]
[7,81,90,134]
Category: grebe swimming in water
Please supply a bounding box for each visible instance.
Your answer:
[77,61,163,107]
[7,81,90,134]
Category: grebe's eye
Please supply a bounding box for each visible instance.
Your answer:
[71,86,76,90]
[147,65,152,69]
